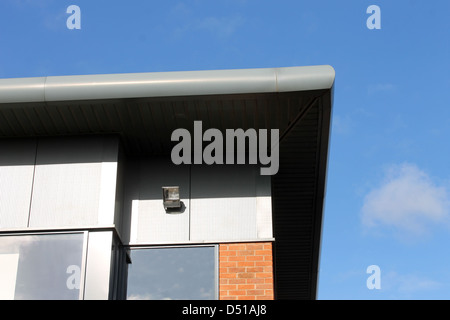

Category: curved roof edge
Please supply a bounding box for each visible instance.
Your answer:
[0,65,335,104]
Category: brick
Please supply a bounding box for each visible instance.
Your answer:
[229,290,246,296]
[220,250,237,256]
[220,284,237,291]
[255,283,273,290]
[228,278,246,284]
[228,256,246,262]
[264,266,273,273]
[246,255,263,261]
[237,295,256,300]
[237,250,255,256]
[255,272,272,278]
[237,272,255,279]
[246,278,265,284]
[228,267,246,273]
[246,244,264,250]
[228,244,247,251]
[220,261,237,268]
[247,289,264,296]
[220,273,237,279]
[237,261,255,267]
[255,250,272,256]
[247,267,264,273]
[237,284,255,290]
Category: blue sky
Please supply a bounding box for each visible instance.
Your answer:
[1,0,450,299]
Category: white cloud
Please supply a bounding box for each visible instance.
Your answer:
[361,163,450,237]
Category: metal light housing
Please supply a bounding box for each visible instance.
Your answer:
[162,186,181,210]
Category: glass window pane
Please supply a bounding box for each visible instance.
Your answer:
[0,233,85,300]
[127,246,216,300]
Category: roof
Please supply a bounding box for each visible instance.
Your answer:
[0,65,334,103]
[0,65,335,299]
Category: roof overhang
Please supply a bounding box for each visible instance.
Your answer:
[0,65,335,299]
[0,65,334,103]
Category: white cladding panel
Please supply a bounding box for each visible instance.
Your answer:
[0,139,36,229]
[128,160,272,244]
[83,231,113,300]
[130,158,190,243]
[190,165,258,241]
[28,136,118,228]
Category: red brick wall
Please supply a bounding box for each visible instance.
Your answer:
[219,242,274,300]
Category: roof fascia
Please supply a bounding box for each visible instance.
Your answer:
[0,65,335,104]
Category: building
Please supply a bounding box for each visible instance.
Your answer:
[0,65,335,300]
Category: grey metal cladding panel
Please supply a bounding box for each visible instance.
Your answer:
[272,101,321,299]
[134,158,190,243]
[190,165,259,242]
[28,136,118,228]
[0,139,36,229]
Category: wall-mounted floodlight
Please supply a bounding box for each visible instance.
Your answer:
[162,186,181,210]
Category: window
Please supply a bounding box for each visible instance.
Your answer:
[126,246,217,300]
[0,232,86,300]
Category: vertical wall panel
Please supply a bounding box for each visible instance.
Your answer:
[28,136,118,228]
[132,158,190,244]
[190,165,260,242]
[127,160,273,244]
[84,231,114,300]
[0,139,36,229]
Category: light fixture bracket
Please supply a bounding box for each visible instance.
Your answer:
[162,186,181,210]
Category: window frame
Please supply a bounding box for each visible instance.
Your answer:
[0,230,88,300]
[126,244,219,300]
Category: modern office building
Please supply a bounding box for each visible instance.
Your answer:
[0,65,335,300]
